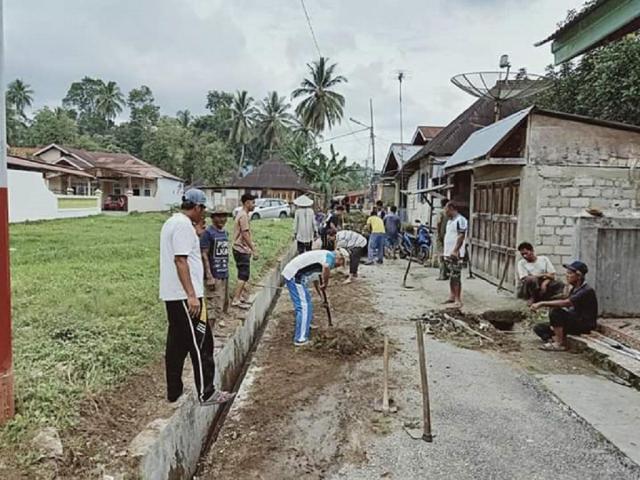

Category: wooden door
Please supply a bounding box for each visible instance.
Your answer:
[470,179,519,289]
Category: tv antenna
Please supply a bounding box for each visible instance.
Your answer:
[451,55,550,120]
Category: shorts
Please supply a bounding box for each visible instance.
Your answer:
[443,257,464,284]
[233,250,251,282]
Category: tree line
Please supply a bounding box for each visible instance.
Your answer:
[5,57,369,197]
[536,35,640,126]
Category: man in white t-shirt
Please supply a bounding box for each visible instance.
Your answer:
[159,188,234,406]
[442,201,468,308]
[281,249,348,346]
[328,228,367,284]
[517,242,564,304]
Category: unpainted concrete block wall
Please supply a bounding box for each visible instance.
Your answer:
[533,165,639,273]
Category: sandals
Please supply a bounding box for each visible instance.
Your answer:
[539,342,566,352]
[200,390,236,406]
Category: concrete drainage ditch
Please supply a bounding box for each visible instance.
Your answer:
[131,243,296,480]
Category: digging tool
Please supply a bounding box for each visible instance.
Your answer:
[320,288,333,327]
[443,313,495,343]
[402,254,415,290]
[406,321,433,442]
[416,321,433,442]
[374,335,397,413]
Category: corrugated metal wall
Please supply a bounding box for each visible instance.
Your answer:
[596,228,640,316]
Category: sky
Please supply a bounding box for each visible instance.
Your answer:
[4,0,579,169]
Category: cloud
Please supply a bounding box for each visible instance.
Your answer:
[4,0,576,166]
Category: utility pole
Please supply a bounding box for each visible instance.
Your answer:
[397,71,406,218]
[369,98,376,174]
[0,0,14,425]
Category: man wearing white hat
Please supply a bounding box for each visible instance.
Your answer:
[281,248,349,346]
[293,194,317,254]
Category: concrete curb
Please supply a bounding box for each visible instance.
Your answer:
[137,243,297,480]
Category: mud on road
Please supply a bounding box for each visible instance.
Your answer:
[196,278,389,479]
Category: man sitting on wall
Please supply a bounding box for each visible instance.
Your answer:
[516,242,565,305]
[531,261,598,352]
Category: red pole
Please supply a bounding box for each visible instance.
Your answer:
[0,0,15,425]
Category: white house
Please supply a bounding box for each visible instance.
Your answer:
[33,144,183,213]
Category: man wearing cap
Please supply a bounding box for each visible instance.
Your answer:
[281,248,348,346]
[293,195,317,254]
[531,261,598,352]
[232,193,258,309]
[201,206,231,328]
[159,189,234,405]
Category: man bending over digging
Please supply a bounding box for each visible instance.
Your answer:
[281,248,349,346]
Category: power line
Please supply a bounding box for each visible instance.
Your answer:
[300,0,322,58]
[317,127,369,144]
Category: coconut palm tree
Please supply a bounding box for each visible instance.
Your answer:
[95,81,125,124]
[292,57,347,136]
[6,79,34,120]
[256,91,294,157]
[229,91,257,174]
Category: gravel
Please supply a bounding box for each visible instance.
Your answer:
[330,263,640,480]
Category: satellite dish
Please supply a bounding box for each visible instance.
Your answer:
[451,56,551,120]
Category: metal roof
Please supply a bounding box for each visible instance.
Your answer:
[444,107,533,170]
[7,155,95,178]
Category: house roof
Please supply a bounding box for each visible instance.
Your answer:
[413,97,527,164]
[412,126,444,145]
[34,144,183,181]
[226,157,311,191]
[7,155,95,178]
[445,107,533,170]
[380,144,423,177]
[535,0,640,64]
[8,146,40,159]
[444,105,640,171]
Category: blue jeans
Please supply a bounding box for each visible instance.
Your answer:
[286,279,313,343]
[368,233,385,263]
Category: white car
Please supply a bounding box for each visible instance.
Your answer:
[233,198,291,220]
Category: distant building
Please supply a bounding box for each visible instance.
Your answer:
[33,144,183,213]
[200,157,312,209]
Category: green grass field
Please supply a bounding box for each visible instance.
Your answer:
[3,213,293,444]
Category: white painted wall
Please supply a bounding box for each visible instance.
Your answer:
[156,178,183,209]
[8,170,100,223]
[128,178,183,213]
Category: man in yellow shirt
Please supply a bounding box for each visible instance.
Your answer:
[365,208,386,265]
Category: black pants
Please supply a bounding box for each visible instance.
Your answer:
[165,299,215,403]
[349,247,364,276]
[297,241,312,254]
[533,308,594,342]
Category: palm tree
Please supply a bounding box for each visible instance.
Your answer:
[310,145,351,208]
[292,57,347,136]
[176,109,192,128]
[6,79,34,120]
[95,81,125,123]
[256,91,294,157]
[229,91,257,174]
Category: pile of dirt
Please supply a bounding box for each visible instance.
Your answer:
[310,325,384,357]
[413,310,520,352]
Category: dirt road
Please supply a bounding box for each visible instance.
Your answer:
[197,261,640,480]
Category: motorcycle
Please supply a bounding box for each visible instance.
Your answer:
[398,222,432,265]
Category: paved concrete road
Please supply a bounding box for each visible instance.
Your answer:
[331,261,640,480]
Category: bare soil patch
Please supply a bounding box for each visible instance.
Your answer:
[197,281,387,480]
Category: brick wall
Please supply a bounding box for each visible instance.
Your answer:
[534,165,639,271]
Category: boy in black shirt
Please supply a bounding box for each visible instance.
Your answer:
[531,261,598,351]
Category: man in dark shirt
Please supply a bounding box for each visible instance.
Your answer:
[531,261,598,351]
[201,206,231,328]
[383,206,401,258]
